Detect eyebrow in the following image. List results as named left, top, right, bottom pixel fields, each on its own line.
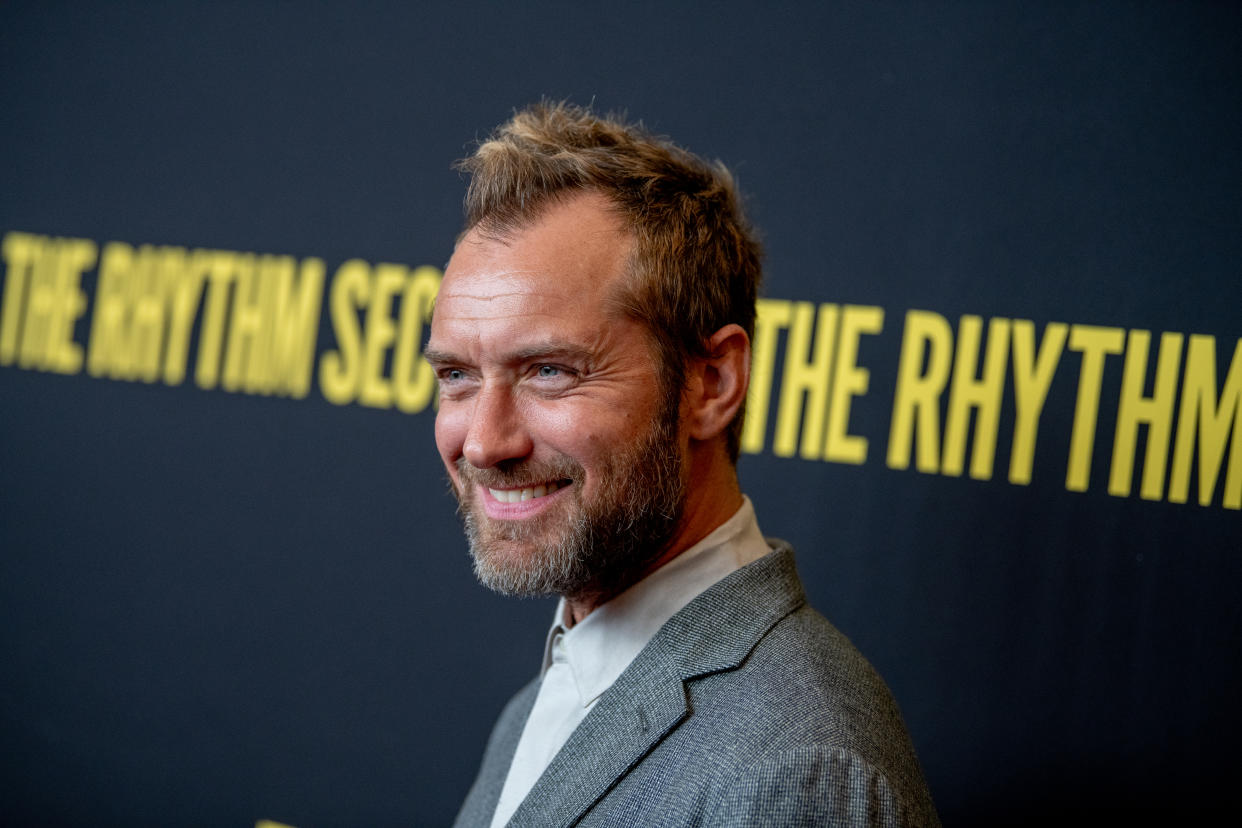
left=422, top=341, right=595, bottom=368
left=509, top=342, right=595, bottom=364
left=421, top=348, right=457, bottom=368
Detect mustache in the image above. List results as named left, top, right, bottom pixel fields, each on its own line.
left=455, top=456, right=584, bottom=490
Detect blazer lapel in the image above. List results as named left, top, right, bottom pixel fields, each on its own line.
left=505, top=544, right=805, bottom=827
left=507, top=655, right=688, bottom=826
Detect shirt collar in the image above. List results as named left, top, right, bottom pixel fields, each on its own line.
left=538, top=495, right=771, bottom=707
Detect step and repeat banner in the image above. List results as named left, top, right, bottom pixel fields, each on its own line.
left=2, top=3, right=1238, bottom=826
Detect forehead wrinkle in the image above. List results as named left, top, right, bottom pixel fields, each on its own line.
left=438, top=311, right=579, bottom=325
left=435, top=284, right=579, bottom=332
left=441, top=288, right=570, bottom=303
left=438, top=279, right=575, bottom=311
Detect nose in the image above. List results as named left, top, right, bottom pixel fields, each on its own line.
left=462, top=382, right=534, bottom=469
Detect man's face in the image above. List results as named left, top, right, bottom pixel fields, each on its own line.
left=426, top=193, right=686, bottom=599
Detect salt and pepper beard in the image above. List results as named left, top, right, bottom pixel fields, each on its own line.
left=452, top=395, right=685, bottom=602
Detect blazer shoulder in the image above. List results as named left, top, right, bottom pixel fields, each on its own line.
left=706, top=743, right=943, bottom=828
left=681, top=604, right=939, bottom=823
left=582, top=597, right=941, bottom=827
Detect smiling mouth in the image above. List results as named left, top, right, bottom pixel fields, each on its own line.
left=487, top=480, right=570, bottom=503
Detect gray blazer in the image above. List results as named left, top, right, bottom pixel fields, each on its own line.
left=454, top=544, right=940, bottom=827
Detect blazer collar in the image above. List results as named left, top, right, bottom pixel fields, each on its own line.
left=507, top=542, right=804, bottom=826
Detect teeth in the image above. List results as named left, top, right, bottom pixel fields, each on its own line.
left=489, top=481, right=562, bottom=503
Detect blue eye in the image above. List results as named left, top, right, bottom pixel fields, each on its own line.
left=445, top=369, right=465, bottom=381
left=537, top=365, right=561, bottom=378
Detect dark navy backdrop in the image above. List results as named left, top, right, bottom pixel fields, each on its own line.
left=2, top=2, right=1238, bottom=826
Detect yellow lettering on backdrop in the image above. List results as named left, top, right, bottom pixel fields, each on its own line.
left=196, top=251, right=240, bottom=389
left=0, top=231, right=38, bottom=365
left=773, top=302, right=838, bottom=458
left=88, top=243, right=321, bottom=391
left=221, top=254, right=268, bottom=392
left=163, top=249, right=210, bottom=385
left=1064, top=325, right=1126, bottom=492
left=823, top=305, right=883, bottom=464
left=1108, top=330, right=1183, bottom=499
left=88, top=243, right=212, bottom=385
left=1008, top=320, right=1068, bottom=485
left=8, top=234, right=1240, bottom=512
left=268, top=256, right=325, bottom=398
left=219, top=254, right=324, bottom=397
left=126, top=245, right=171, bottom=381
left=87, top=241, right=132, bottom=378
left=319, top=259, right=370, bottom=404
left=392, top=265, right=441, bottom=413
left=0, top=232, right=92, bottom=373
left=359, top=263, right=407, bottom=408
left=318, top=260, right=443, bottom=410
left=942, top=316, right=1010, bottom=480
left=1168, top=335, right=1242, bottom=509
left=741, top=298, right=791, bottom=454
left=887, top=310, right=953, bottom=473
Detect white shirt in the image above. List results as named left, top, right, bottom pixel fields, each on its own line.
left=489, top=496, right=771, bottom=827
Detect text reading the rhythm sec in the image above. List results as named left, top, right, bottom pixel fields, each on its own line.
left=2, top=231, right=1239, bottom=510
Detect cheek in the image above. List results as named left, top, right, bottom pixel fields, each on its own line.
left=529, top=403, right=644, bottom=480
left=434, top=408, right=467, bottom=469
left=526, top=403, right=596, bottom=457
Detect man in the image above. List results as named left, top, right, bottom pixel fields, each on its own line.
left=426, top=102, right=939, bottom=827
